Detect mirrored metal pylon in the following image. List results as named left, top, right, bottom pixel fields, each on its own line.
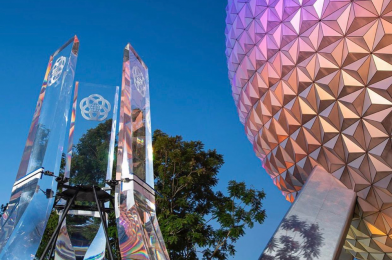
left=0, top=38, right=170, bottom=260
left=0, top=36, right=79, bottom=259
left=114, top=43, right=170, bottom=260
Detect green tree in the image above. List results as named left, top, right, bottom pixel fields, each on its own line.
left=36, top=121, right=267, bottom=260
left=70, top=119, right=114, bottom=186
left=153, top=130, right=267, bottom=260
left=35, top=120, right=120, bottom=259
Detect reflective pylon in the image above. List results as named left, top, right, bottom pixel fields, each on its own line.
left=115, top=44, right=170, bottom=260
left=0, top=36, right=79, bottom=259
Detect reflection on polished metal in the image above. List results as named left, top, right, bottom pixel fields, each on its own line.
left=260, top=166, right=356, bottom=260
left=0, top=36, right=79, bottom=260
left=114, top=44, right=170, bottom=260
left=40, top=184, right=115, bottom=260
left=225, top=0, right=392, bottom=258
left=0, top=38, right=169, bottom=259
left=55, top=82, right=119, bottom=260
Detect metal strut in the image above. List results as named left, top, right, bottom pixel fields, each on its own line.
left=39, top=184, right=116, bottom=260
left=39, top=191, right=78, bottom=260
left=93, top=186, right=114, bottom=260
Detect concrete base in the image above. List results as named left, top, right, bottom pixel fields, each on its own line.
left=259, top=166, right=356, bottom=260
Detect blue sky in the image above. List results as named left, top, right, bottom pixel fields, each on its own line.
left=0, top=1, right=290, bottom=259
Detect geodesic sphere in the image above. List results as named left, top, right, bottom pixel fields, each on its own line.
left=225, top=0, right=392, bottom=258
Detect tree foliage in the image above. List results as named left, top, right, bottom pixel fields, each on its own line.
left=35, top=120, right=120, bottom=259
left=34, top=121, right=267, bottom=260
left=153, top=130, right=267, bottom=260
left=70, top=119, right=114, bottom=186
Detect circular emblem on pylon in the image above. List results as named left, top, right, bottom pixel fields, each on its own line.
left=79, top=94, right=111, bottom=121
left=132, top=66, right=146, bottom=97
left=48, top=56, right=66, bottom=86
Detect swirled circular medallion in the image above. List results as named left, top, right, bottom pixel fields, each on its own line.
left=79, top=94, right=111, bottom=121
left=132, top=66, right=146, bottom=97
left=48, top=56, right=66, bottom=86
